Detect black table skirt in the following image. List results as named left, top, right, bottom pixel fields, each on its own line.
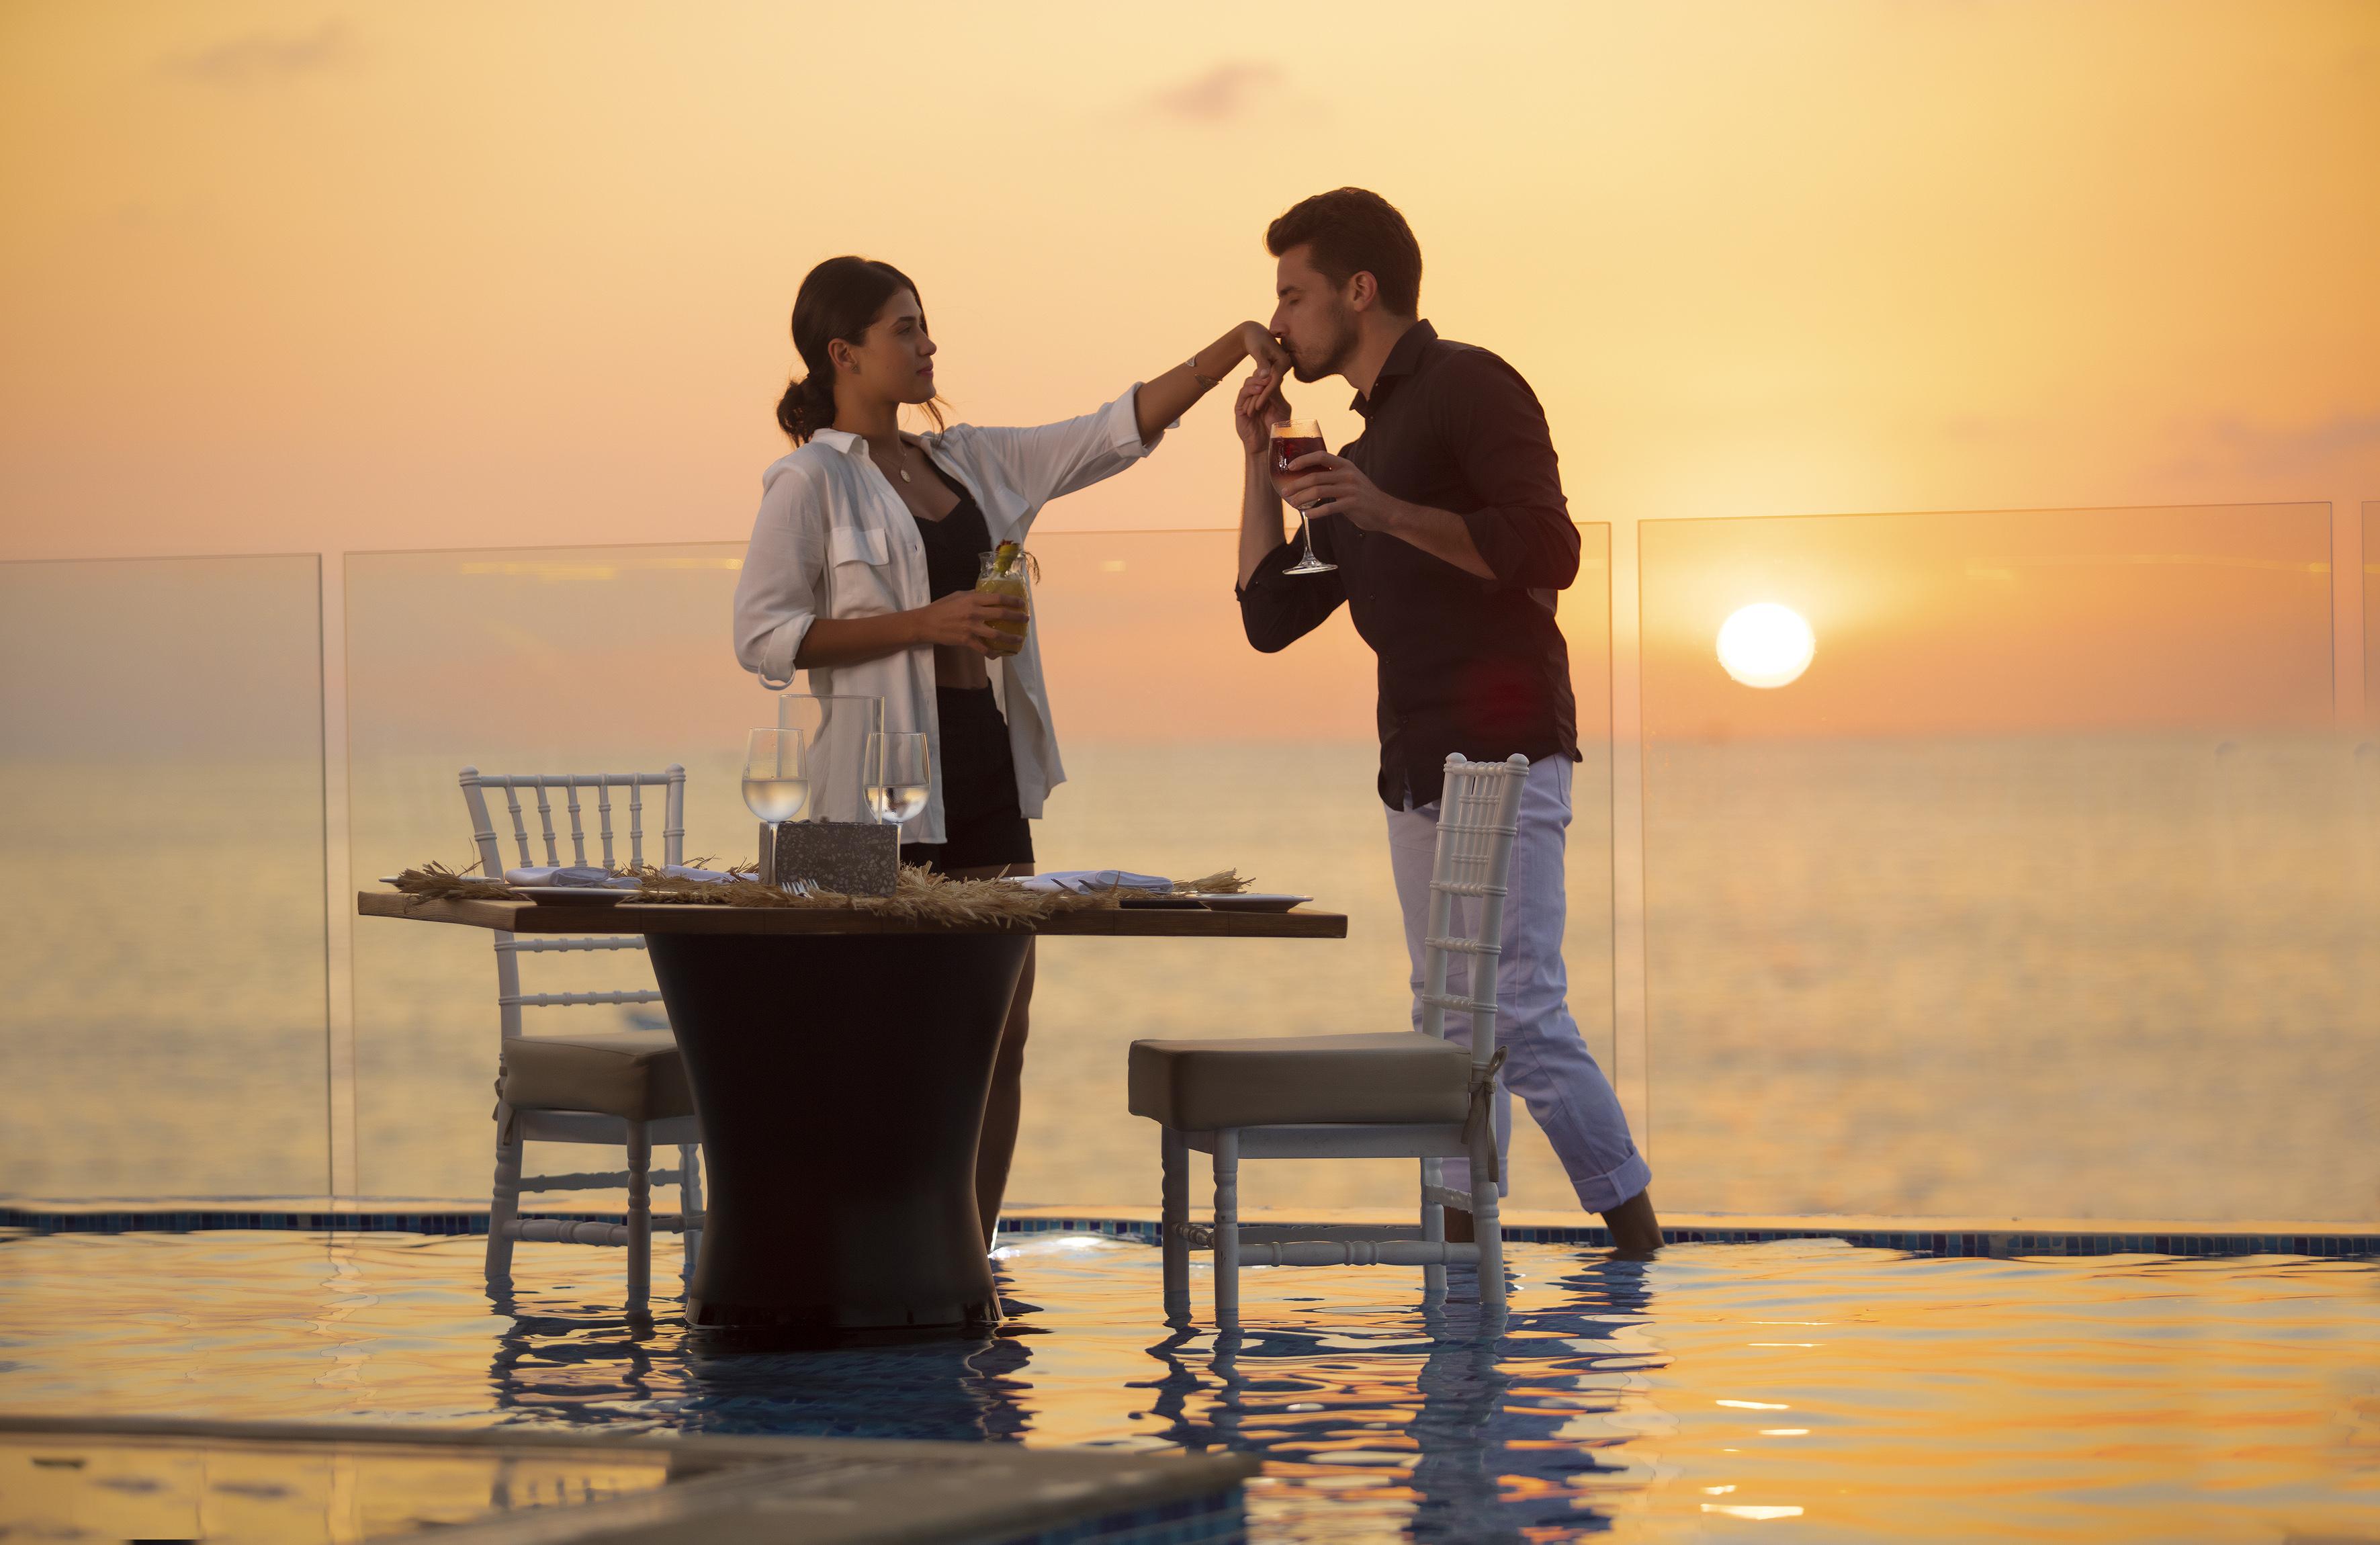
left=646, top=931, right=1031, bottom=1345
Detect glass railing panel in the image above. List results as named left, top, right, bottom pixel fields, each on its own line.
left=1638, top=502, right=2375, bottom=1222
left=1021, top=526, right=1615, bottom=1212
left=343, top=545, right=766, bottom=1201
left=0, top=556, right=327, bottom=1201
left=343, top=530, right=1616, bottom=1217
left=1566, top=526, right=1618, bottom=1082
left=2367, top=501, right=2378, bottom=721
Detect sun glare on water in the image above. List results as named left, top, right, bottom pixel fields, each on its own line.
left=1716, top=603, right=1816, bottom=688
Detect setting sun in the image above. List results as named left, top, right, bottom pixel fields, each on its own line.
left=1716, top=603, right=1816, bottom=689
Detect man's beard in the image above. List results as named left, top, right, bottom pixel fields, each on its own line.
left=1290, top=312, right=1360, bottom=383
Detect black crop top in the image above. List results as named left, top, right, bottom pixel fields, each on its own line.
left=912, top=460, right=994, bottom=601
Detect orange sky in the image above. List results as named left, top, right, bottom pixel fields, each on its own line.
left=1, top=1, right=2373, bottom=566
left=2, top=2, right=2375, bottom=742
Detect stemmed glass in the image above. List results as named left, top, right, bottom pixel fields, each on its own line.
left=742, top=728, right=809, bottom=886
left=1268, top=418, right=1337, bottom=576
left=866, top=732, right=930, bottom=851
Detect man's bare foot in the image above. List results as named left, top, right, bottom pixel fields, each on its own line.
left=1603, top=1188, right=1661, bottom=1254
left=1446, top=1192, right=1659, bottom=1252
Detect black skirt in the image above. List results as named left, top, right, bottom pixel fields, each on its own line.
left=901, top=687, right=1034, bottom=874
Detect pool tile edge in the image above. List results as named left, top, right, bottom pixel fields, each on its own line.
left=4, top=1204, right=2372, bottom=1257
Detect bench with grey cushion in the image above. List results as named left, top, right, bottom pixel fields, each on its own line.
left=500, top=1030, right=692, bottom=1127
left=1129, top=754, right=1531, bottom=1323
left=1129, top=1033, right=1472, bottom=1132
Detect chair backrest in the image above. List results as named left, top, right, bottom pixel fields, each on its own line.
left=460, top=766, right=686, bottom=875
left=459, top=766, right=685, bottom=1041
left=1417, top=754, right=1532, bottom=1065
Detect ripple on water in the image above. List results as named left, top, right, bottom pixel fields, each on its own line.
left=1, top=1229, right=2375, bottom=1542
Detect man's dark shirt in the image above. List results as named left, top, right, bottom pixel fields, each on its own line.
left=1239, top=320, right=1580, bottom=809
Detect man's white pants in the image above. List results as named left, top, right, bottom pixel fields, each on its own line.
left=1386, top=754, right=1651, bottom=1212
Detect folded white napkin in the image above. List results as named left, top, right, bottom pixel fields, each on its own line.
left=504, top=866, right=641, bottom=889
left=1014, top=869, right=1172, bottom=895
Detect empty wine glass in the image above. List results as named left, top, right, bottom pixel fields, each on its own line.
left=1268, top=418, right=1337, bottom=576
left=742, top=727, right=808, bottom=886
left=866, top=732, right=930, bottom=850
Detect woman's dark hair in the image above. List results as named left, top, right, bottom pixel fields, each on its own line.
left=1265, top=187, right=1423, bottom=317
left=774, top=256, right=942, bottom=442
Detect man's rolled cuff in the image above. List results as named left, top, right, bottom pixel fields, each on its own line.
left=1457, top=506, right=1580, bottom=590
left=1234, top=538, right=1308, bottom=596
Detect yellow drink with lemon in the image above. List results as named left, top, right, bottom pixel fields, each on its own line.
left=975, top=543, right=1032, bottom=658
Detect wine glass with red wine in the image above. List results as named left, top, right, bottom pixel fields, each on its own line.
left=1268, top=418, right=1338, bottom=576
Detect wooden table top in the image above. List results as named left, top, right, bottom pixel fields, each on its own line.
left=357, top=890, right=1348, bottom=939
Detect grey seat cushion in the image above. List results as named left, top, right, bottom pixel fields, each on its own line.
left=1129, top=1032, right=1472, bottom=1131
left=500, top=1030, right=693, bottom=1122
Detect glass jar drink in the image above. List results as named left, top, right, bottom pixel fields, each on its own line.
left=975, top=543, right=1034, bottom=658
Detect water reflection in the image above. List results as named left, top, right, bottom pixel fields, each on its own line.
left=1139, top=1257, right=1664, bottom=1540
left=484, top=1295, right=668, bottom=1425
left=9, top=1234, right=2378, bottom=1540
left=483, top=1289, right=1034, bottom=1443
left=678, top=1335, right=1033, bottom=1441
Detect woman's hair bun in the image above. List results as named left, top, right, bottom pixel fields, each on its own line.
left=775, top=372, right=837, bottom=441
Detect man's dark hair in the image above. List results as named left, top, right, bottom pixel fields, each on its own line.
left=1266, top=188, right=1421, bottom=316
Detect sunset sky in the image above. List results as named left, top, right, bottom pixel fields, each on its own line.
left=3, top=1, right=2377, bottom=742
left=3, top=1, right=2373, bottom=560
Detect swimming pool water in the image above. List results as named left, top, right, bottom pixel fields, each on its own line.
left=2, top=1229, right=2373, bottom=1542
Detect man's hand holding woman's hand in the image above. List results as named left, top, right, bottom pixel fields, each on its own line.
left=913, top=589, right=1026, bottom=656
left=1234, top=364, right=1288, bottom=455
left=1231, top=324, right=1292, bottom=456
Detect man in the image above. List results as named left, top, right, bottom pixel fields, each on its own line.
left=1232, top=187, right=1659, bottom=1252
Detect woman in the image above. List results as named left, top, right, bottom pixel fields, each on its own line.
left=734, top=255, right=1286, bottom=1246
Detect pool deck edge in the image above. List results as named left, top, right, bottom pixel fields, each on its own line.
left=5, top=1200, right=2373, bottom=1257
left=0, top=1413, right=1257, bottom=1545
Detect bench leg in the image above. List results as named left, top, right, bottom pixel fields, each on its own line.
left=1470, top=1122, right=1505, bottom=1314
left=1419, top=1155, right=1447, bottom=1298
left=486, top=1106, right=521, bottom=1287
left=1213, top=1130, right=1241, bottom=1325
left=1161, top=1127, right=1189, bottom=1314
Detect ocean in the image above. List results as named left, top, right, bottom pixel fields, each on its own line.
left=5, top=531, right=2372, bottom=1226
left=5, top=732, right=2373, bottom=1224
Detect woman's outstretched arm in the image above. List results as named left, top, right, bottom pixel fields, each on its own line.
left=954, top=324, right=1293, bottom=513
left=1134, top=322, right=1290, bottom=447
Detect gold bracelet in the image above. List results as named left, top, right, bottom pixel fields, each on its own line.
left=1185, top=353, right=1223, bottom=392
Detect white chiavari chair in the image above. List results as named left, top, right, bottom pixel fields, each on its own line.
left=459, top=764, right=701, bottom=1315
left=1129, top=754, right=1530, bottom=1324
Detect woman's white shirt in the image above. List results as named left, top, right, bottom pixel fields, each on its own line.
left=732, top=386, right=1155, bottom=846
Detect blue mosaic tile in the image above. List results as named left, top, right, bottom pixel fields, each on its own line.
left=4, top=1208, right=2371, bottom=1257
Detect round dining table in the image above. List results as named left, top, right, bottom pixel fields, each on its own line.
left=359, top=891, right=1346, bottom=1345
